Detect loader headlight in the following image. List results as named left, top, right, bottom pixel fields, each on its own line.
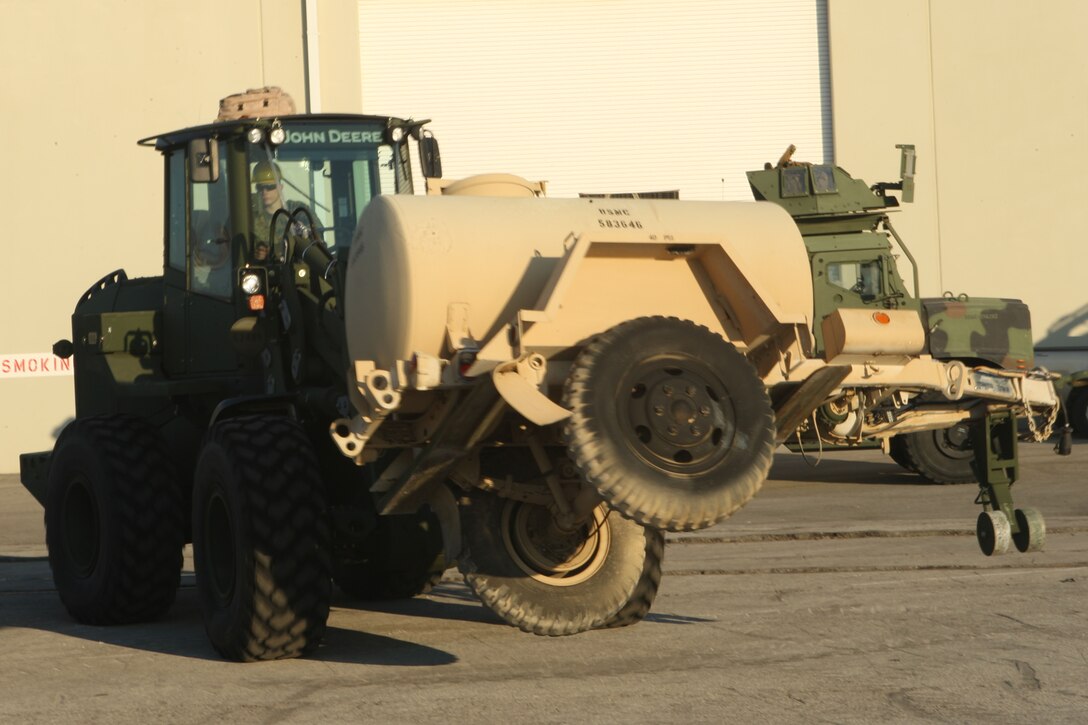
left=246, top=127, right=265, bottom=144
left=269, top=125, right=287, bottom=145
left=241, top=273, right=262, bottom=295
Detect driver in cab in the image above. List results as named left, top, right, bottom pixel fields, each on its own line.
left=251, top=160, right=312, bottom=261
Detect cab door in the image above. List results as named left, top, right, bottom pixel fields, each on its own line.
left=162, top=140, right=240, bottom=377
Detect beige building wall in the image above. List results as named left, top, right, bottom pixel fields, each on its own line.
left=4, top=1, right=1082, bottom=472
left=829, top=0, right=1088, bottom=359
left=0, top=0, right=362, bottom=472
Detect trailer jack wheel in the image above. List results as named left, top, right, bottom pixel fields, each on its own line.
left=1012, top=507, right=1046, bottom=553
left=976, top=510, right=1011, bottom=556
left=970, top=408, right=1047, bottom=556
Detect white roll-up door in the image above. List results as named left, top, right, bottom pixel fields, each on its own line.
left=359, top=0, right=831, bottom=201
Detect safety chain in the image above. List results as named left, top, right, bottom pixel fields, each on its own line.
left=1023, top=397, right=1059, bottom=442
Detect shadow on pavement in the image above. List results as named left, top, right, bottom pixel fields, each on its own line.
left=316, top=626, right=457, bottom=666
left=340, top=578, right=711, bottom=629
left=769, top=453, right=925, bottom=486
left=336, top=579, right=506, bottom=627
left=2, top=585, right=458, bottom=666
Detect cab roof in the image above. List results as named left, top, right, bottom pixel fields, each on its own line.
left=137, top=113, right=416, bottom=151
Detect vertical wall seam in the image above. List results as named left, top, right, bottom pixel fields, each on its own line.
left=927, top=0, right=944, bottom=292
left=258, top=0, right=267, bottom=87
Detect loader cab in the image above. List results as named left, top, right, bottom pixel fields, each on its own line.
left=145, top=115, right=439, bottom=378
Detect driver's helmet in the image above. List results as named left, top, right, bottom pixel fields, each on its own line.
left=252, top=160, right=281, bottom=187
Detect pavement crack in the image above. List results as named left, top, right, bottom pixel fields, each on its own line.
left=1005, top=659, right=1042, bottom=691
left=669, top=525, right=1088, bottom=545
left=666, top=562, right=1088, bottom=576
left=995, top=612, right=1043, bottom=630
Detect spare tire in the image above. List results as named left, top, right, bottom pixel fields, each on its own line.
left=564, top=316, right=776, bottom=532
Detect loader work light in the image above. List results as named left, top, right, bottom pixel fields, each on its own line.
left=269, top=125, right=287, bottom=145
left=241, top=273, right=262, bottom=295
left=246, top=127, right=264, bottom=144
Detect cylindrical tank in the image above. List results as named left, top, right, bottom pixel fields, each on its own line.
left=345, top=194, right=811, bottom=372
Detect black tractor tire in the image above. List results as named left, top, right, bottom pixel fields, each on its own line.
left=564, top=316, right=776, bottom=532
left=45, top=415, right=184, bottom=625
left=898, top=424, right=977, bottom=484
left=192, top=415, right=331, bottom=662
left=458, top=492, right=662, bottom=636
left=1067, top=387, right=1088, bottom=438
left=333, top=511, right=447, bottom=601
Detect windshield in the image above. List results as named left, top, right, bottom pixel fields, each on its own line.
left=247, top=122, right=395, bottom=252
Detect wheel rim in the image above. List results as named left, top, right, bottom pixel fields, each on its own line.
left=934, top=424, right=973, bottom=460
left=622, top=358, right=735, bottom=474
left=205, top=489, right=236, bottom=605
left=501, top=502, right=611, bottom=587
left=62, top=475, right=99, bottom=577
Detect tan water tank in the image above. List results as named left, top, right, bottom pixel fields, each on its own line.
left=344, top=194, right=812, bottom=371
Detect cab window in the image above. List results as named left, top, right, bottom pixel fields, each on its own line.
left=167, top=151, right=186, bottom=271
left=247, top=124, right=392, bottom=255
left=188, top=141, right=232, bottom=297
left=248, top=150, right=385, bottom=253
left=827, top=260, right=883, bottom=301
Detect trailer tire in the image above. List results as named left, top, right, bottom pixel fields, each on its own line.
left=899, top=425, right=977, bottom=484
left=597, top=526, right=665, bottom=629
left=192, top=415, right=331, bottom=661
left=45, top=415, right=184, bottom=625
left=458, top=492, right=660, bottom=635
left=888, top=435, right=917, bottom=472
left=333, top=511, right=446, bottom=600
left=1067, top=387, right=1088, bottom=438
left=565, top=316, right=776, bottom=532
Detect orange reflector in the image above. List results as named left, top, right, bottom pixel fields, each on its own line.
left=248, top=295, right=266, bottom=311
left=872, top=311, right=891, bottom=325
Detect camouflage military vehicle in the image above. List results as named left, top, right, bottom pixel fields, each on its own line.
left=748, top=145, right=1051, bottom=483
left=20, top=92, right=1058, bottom=662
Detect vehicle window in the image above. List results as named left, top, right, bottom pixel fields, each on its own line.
left=167, top=151, right=186, bottom=271
left=189, top=141, right=232, bottom=297
left=249, top=149, right=385, bottom=254
left=827, top=260, right=883, bottom=301
left=377, top=146, right=396, bottom=198
left=248, top=123, right=391, bottom=255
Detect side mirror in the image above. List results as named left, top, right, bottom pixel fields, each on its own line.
left=896, top=144, right=915, bottom=203
left=188, top=138, right=219, bottom=183
left=418, top=132, right=442, bottom=179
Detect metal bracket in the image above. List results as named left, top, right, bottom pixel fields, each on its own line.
left=492, top=353, right=572, bottom=426
left=972, top=407, right=1020, bottom=534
